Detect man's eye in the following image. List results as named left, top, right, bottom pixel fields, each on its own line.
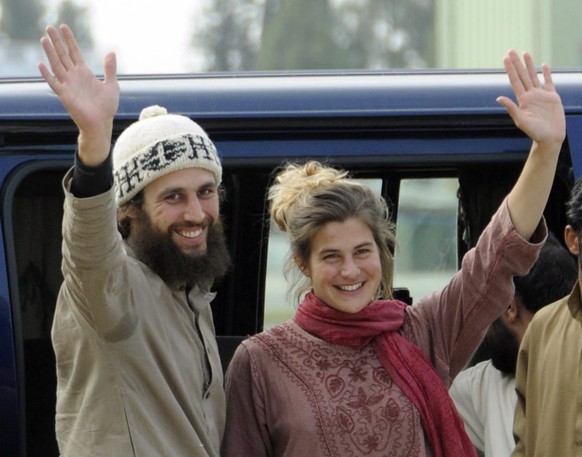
left=199, top=188, right=214, bottom=197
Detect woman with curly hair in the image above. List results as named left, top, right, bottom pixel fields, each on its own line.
left=221, top=49, right=565, bottom=457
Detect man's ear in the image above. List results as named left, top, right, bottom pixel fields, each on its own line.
left=504, top=299, right=519, bottom=324
left=122, top=203, right=140, bottom=220
left=564, top=225, right=580, bottom=256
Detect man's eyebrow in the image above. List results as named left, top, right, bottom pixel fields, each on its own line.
left=199, top=180, right=218, bottom=189
left=161, top=180, right=217, bottom=195
left=159, top=185, right=186, bottom=195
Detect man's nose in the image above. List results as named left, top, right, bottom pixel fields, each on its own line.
left=184, top=195, right=205, bottom=222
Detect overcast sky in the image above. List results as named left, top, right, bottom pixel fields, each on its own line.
left=58, top=0, right=205, bottom=74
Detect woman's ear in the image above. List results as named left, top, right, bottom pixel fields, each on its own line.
left=564, top=225, right=580, bottom=256
left=294, top=257, right=310, bottom=277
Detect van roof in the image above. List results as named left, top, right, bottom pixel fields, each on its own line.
left=0, top=70, right=581, bottom=121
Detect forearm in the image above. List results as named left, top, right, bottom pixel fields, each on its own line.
left=61, top=171, right=128, bottom=334
left=408, top=199, right=546, bottom=381
left=506, top=140, right=561, bottom=240
left=62, top=168, right=122, bottom=269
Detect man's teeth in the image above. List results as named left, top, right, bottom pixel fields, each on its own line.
left=338, top=283, right=362, bottom=291
left=179, top=228, right=203, bottom=238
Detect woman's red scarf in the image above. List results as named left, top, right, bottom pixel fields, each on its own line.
left=294, top=292, right=476, bottom=457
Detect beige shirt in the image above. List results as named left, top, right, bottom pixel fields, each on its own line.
left=53, top=172, right=225, bottom=457
left=512, top=283, right=581, bottom=457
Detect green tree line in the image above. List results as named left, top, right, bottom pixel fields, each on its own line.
left=195, top=0, right=434, bottom=71
left=0, top=0, right=92, bottom=44
left=0, top=0, right=433, bottom=73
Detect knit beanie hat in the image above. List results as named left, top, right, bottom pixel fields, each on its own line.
left=113, top=105, right=222, bottom=206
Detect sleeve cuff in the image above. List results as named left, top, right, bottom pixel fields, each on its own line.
left=71, top=151, right=114, bottom=198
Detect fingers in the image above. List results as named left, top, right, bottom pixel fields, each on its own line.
left=60, top=24, right=85, bottom=67
left=523, top=52, right=541, bottom=89
left=39, top=43, right=67, bottom=98
left=504, top=49, right=545, bottom=97
left=496, top=95, right=520, bottom=124
left=40, top=24, right=84, bottom=81
left=500, top=50, right=564, bottom=147
left=103, top=52, right=118, bottom=85
left=541, top=63, right=556, bottom=93
left=38, top=62, right=60, bottom=92
left=511, top=50, right=534, bottom=91
left=46, top=25, right=74, bottom=72
left=503, top=51, right=525, bottom=98
left=40, top=33, right=63, bottom=80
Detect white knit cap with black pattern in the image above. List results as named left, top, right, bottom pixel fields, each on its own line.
left=113, top=105, right=222, bottom=206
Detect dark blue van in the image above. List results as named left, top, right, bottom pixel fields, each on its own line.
left=1, top=70, right=582, bottom=456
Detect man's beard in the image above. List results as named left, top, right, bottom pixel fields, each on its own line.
left=485, top=318, right=520, bottom=376
left=130, top=211, right=231, bottom=288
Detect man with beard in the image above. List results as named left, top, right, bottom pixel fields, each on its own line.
left=511, top=178, right=582, bottom=456
left=449, top=232, right=577, bottom=457
left=39, top=25, right=230, bottom=456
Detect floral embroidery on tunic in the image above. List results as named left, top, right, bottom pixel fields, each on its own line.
left=256, top=321, right=424, bottom=456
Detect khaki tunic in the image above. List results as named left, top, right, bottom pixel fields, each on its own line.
left=513, top=283, right=582, bottom=457
left=53, top=171, right=225, bottom=457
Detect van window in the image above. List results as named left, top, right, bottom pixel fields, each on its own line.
left=10, top=168, right=65, bottom=457
left=264, top=227, right=293, bottom=329
left=393, top=178, right=459, bottom=304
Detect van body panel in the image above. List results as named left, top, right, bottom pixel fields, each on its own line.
left=0, top=71, right=579, bottom=456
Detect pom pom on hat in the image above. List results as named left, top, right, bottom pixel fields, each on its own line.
left=113, top=105, right=222, bottom=206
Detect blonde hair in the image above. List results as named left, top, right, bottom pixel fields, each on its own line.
left=268, top=161, right=396, bottom=303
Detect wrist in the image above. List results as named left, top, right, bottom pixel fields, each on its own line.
left=77, top=125, right=113, bottom=167
left=530, top=139, right=563, bottom=158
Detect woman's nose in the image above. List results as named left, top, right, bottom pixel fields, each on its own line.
left=340, top=257, right=359, bottom=278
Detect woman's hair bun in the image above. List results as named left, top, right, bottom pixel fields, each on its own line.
left=268, top=161, right=347, bottom=232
